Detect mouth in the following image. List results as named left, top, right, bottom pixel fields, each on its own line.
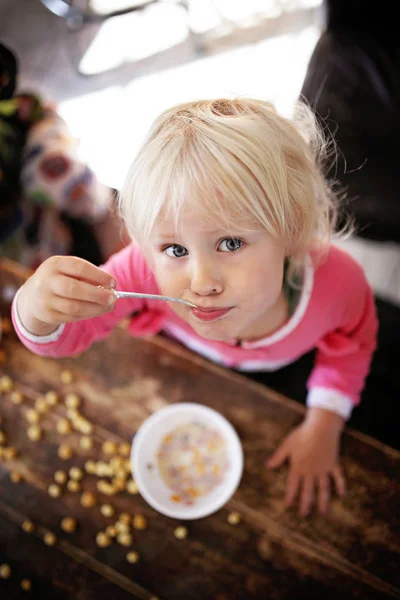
left=191, top=306, right=233, bottom=322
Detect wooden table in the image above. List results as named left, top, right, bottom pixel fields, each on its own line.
left=0, top=258, right=399, bottom=600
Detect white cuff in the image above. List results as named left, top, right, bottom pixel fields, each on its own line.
left=13, top=287, right=66, bottom=344
left=307, top=387, right=354, bottom=420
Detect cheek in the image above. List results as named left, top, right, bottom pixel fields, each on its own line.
left=153, top=263, right=185, bottom=296
left=236, top=258, right=283, bottom=303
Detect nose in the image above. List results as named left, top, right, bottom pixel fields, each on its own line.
left=189, top=257, right=223, bottom=297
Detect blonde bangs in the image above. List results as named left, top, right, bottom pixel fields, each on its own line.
left=120, top=118, right=279, bottom=241
left=119, top=98, right=342, bottom=262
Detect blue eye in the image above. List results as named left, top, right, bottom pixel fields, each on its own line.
left=218, top=238, right=243, bottom=252
left=164, top=244, right=188, bottom=258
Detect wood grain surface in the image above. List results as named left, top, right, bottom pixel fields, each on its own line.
left=0, top=258, right=399, bottom=600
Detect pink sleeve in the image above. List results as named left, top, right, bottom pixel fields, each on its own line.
left=307, top=260, right=378, bottom=411
left=11, top=244, right=158, bottom=358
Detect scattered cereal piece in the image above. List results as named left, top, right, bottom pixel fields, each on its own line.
left=45, top=391, right=58, bottom=406
left=95, top=461, right=110, bottom=476
left=10, top=391, right=23, bottom=405
left=132, top=514, right=147, bottom=531
left=0, top=563, right=11, bottom=578
left=54, top=470, right=67, bottom=485
left=69, top=467, right=83, bottom=481
left=126, top=551, right=139, bottom=564
left=0, top=375, right=13, bottom=393
left=57, top=419, right=72, bottom=435
left=100, top=461, right=114, bottom=477
left=102, top=440, right=117, bottom=455
left=22, top=520, right=35, bottom=533
left=80, top=436, right=93, bottom=450
left=21, top=579, right=32, bottom=591
left=114, top=467, right=127, bottom=480
left=43, top=532, right=57, bottom=546
left=60, top=370, right=73, bottom=384
left=118, top=513, right=131, bottom=525
left=96, top=462, right=113, bottom=478
left=123, top=459, right=132, bottom=473
left=115, top=521, right=129, bottom=534
left=77, top=420, right=93, bottom=435
left=227, top=512, right=241, bottom=526
left=96, top=532, right=111, bottom=548
left=0, top=431, right=6, bottom=445
left=174, top=526, right=188, bottom=540
left=110, top=456, right=124, bottom=471
left=58, top=444, right=73, bottom=460
left=4, top=446, right=17, bottom=459
left=67, top=408, right=80, bottom=421
left=81, top=491, right=96, bottom=508
left=1, top=318, right=12, bottom=333
left=85, top=460, right=97, bottom=474
left=65, top=392, right=80, bottom=409
left=27, top=425, right=42, bottom=442
left=126, top=480, right=139, bottom=495
left=100, top=504, right=115, bottom=518
left=105, top=525, right=117, bottom=538
left=48, top=484, right=62, bottom=498
left=61, top=517, right=76, bottom=533
left=117, top=532, right=132, bottom=547
left=149, top=597, right=159, bottom=600
left=97, top=480, right=116, bottom=496
left=67, top=480, right=81, bottom=493
left=112, top=477, right=126, bottom=492
left=72, top=417, right=93, bottom=435
left=10, top=471, right=22, bottom=484
left=118, top=442, right=131, bottom=457
left=35, top=398, right=48, bottom=413
left=26, top=409, right=40, bottom=424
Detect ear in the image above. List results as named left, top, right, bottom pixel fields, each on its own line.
left=284, top=240, right=302, bottom=262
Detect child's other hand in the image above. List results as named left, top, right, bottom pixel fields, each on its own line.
left=17, top=256, right=117, bottom=337
left=266, top=407, right=346, bottom=516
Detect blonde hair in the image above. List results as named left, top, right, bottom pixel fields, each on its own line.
left=118, top=98, right=341, bottom=269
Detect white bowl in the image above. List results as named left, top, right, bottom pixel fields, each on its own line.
left=131, top=403, right=243, bottom=520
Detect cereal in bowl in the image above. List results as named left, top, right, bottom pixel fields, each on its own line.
left=157, top=422, right=229, bottom=505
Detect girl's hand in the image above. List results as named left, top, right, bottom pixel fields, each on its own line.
left=17, top=256, right=117, bottom=337
left=266, top=407, right=346, bottom=516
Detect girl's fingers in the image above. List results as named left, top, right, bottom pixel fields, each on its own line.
left=46, top=307, right=110, bottom=325
left=52, top=256, right=116, bottom=288
left=299, top=476, right=315, bottom=517
left=266, top=439, right=290, bottom=469
left=285, top=469, right=301, bottom=507
left=317, top=474, right=330, bottom=514
left=51, top=275, right=115, bottom=307
left=51, top=296, right=113, bottom=318
left=332, top=465, right=346, bottom=497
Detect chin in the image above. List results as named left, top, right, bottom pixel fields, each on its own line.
left=196, top=330, right=231, bottom=342
left=189, top=320, right=238, bottom=342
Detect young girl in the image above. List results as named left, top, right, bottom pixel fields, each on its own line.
left=12, top=98, right=378, bottom=517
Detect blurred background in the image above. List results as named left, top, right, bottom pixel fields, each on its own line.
left=1, top=0, right=399, bottom=445
left=1, top=0, right=323, bottom=265
left=4, top=0, right=322, bottom=191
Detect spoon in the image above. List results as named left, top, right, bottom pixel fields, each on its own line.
left=113, top=289, right=197, bottom=308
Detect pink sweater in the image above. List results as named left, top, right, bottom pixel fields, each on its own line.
left=12, top=244, right=378, bottom=419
